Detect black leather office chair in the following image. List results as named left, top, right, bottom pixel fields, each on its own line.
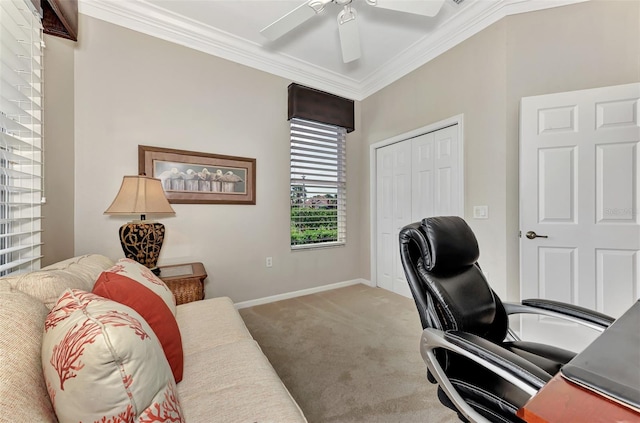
left=399, top=216, right=615, bottom=423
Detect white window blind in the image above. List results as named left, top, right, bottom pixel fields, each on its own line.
left=0, top=0, right=43, bottom=275
left=290, top=118, right=346, bottom=248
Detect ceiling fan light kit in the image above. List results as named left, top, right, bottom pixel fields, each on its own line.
left=260, top=0, right=446, bottom=63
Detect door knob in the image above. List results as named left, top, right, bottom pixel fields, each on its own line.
left=526, top=231, right=548, bottom=240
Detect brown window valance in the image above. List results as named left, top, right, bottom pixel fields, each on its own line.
left=41, top=0, right=78, bottom=41
left=287, top=83, right=355, bottom=133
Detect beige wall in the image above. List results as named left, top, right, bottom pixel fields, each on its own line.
left=361, top=0, right=640, bottom=300
left=71, top=15, right=366, bottom=302
left=42, top=35, right=76, bottom=266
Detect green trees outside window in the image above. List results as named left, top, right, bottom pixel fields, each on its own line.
left=291, top=192, right=338, bottom=245
left=291, top=209, right=338, bottom=245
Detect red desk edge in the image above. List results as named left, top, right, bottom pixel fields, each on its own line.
left=517, top=373, right=640, bottom=423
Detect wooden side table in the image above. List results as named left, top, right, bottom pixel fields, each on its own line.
left=158, top=262, right=207, bottom=305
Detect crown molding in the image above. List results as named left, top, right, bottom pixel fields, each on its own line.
left=359, top=0, right=588, bottom=98
left=79, top=0, right=587, bottom=101
left=78, top=0, right=364, bottom=99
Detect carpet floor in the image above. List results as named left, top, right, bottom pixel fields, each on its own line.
left=239, top=284, right=460, bottom=423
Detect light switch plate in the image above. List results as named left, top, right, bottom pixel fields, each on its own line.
left=473, top=205, right=489, bottom=219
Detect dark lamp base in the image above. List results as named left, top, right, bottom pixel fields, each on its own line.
left=118, top=222, right=166, bottom=270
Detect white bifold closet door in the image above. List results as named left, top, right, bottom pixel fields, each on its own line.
left=376, top=125, right=460, bottom=298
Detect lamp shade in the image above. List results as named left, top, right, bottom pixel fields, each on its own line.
left=104, top=175, right=175, bottom=217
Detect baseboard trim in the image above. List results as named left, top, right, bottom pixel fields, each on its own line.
left=234, top=278, right=372, bottom=309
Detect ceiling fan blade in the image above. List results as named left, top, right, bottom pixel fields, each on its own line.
left=369, top=0, right=446, bottom=17
left=337, top=7, right=361, bottom=63
left=260, top=0, right=331, bottom=41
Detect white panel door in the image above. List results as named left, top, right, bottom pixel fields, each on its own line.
left=376, top=141, right=412, bottom=297
left=376, top=147, right=395, bottom=293
left=393, top=143, right=414, bottom=298
left=412, top=125, right=460, bottom=218
left=520, top=83, right=640, bottom=352
left=412, top=133, right=435, bottom=220
left=433, top=125, right=460, bottom=216
left=377, top=124, right=461, bottom=298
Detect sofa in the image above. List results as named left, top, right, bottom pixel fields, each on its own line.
left=0, top=254, right=307, bottom=423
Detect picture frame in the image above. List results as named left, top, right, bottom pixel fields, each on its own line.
left=138, top=145, right=256, bottom=205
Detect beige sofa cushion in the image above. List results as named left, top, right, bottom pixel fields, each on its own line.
left=42, top=289, right=184, bottom=423
left=178, top=339, right=307, bottom=423
left=41, top=254, right=114, bottom=275
left=0, top=290, right=56, bottom=422
left=0, top=254, right=114, bottom=309
left=176, top=297, right=252, bottom=356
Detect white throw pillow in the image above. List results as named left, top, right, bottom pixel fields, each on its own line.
left=42, top=289, right=184, bottom=423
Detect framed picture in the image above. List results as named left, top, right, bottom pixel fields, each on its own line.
left=138, top=145, right=256, bottom=205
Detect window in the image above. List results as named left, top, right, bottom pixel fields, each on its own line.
left=0, top=0, right=44, bottom=275
left=290, top=118, right=346, bottom=248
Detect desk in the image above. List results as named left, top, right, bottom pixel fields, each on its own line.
left=517, top=373, right=640, bottom=423
left=518, top=300, right=640, bottom=423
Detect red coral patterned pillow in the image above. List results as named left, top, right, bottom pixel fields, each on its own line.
left=93, top=271, right=184, bottom=382
left=42, top=289, right=184, bottom=423
left=104, top=258, right=177, bottom=315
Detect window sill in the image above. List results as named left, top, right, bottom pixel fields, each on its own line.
left=291, top=241, right=345, bottom=251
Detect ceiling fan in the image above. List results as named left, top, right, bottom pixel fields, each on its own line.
left=260, top=0, right=446, bottom=63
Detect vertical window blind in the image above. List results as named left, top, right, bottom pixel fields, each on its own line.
left=290, top=118, right=346, bottom=248
left=0, top=0, right=44, bottom=275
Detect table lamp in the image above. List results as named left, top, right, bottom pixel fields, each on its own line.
left=104, top=175, right=175, bottom=275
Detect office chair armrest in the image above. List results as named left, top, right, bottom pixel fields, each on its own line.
left=522, top=299, right=614, bottom=327
left=444, top=331, right=551, bottom=390
left=421, top=329, right=550, bottom=395
left=421, top=328, right=551, bottom=423
left=503, top=300, right=613, bottom=331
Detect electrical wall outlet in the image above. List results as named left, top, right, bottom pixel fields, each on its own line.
left=266, top=257, right=273, bottom=268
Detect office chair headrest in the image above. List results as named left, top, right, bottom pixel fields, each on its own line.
left=420, top=216, right=479, bottom=272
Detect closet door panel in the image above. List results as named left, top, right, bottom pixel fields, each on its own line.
left=376, top=124, right=461, bottom=298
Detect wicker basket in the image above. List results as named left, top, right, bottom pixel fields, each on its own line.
left=165, top=278, right=204, bottom=305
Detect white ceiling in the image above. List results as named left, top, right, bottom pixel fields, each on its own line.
left=78, top=0, right=586, bottom=100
